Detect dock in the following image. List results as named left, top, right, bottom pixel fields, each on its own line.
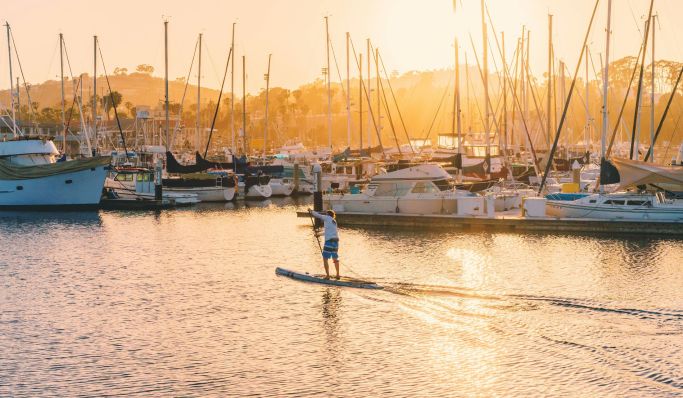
left=296, top=211, right=683, bottom=236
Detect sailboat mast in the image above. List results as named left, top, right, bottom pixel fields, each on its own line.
left=231, top=23, right=236, bottom=153
left=242, top=55, right=246, bottom=154
left=367, top=38, right=372, bottom=149
left=346, top=32, right=351, bottom=148
left=547, top=14, right=553, bottom=146
left=325, top=17, right=332, bottom=150
left=196, top=33, right=202, bottom=153
left=263, top=54, right=271, bottom=157
left=455, top=38, right=463, bottom=182
left=60, top=33, right=66, bottom=153
left=585, top=46, right=590, bottom=154
left=502, top=32, right=507, bottom=154
left=650, top=14, right=656, bottom=162
left=6, top=23, right=17, bottom=136
left=375, top=47, right=380, bottom=149
left=600, top=0, right=612, bottom=192
left=359, top=53, right=363, bottom=155
left=93, top=35, right=98, bottom=150
left=481, top=0, right=490, bottom=176
left=164, top=21, right=170, bottom=150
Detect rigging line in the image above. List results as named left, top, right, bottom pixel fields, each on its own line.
left=467, top=34, right=505, bottom=148
left=348, top=37, right=386, bottom=158
left=97, top=43, right=129, bottom=161
left=644, top=64, right=683, bottom=161
left=377, top=51, right=415, bottom=153
left=202, top=36, right=224, bottom=86
left=368, top=43, right=403, bottom=152
left=661, top=112, right=682, bottom=162
left=538, top=0, right=601, bottom=194
left=204, top=47, right=233, bottom=158
left=484, top=4, right=541, bottom=172
left=379, top=84, right=402, bottom=153
left=62, top=37, right=75, bottom=79
left=171, top=37, right=199, bottom=148
left=9, top=28, right=37, bottom=124
left=417, top=80, right=451, bottom=155
left=630, top=0, right=655, bottom=159
left=329, top=37, right=347, bottom=100
left=464, top=53, right=485, bottom=134
left=64, top=76, right=82, bottom=137
left=375, top=56, right=403, bottom=154
left=606, top=38, right=645, bottom=158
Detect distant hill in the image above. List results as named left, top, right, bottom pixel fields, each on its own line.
left=0, top=72, right=221, bottom=109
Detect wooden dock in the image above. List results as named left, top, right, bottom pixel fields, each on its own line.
left=296, top=211, right=683, bottom=235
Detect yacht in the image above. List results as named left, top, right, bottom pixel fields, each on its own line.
left=0, top=138, right=110, bottom=208
left=546, top=191, right=683, bottom=221
left=163, top=173, right=236, bottom=202
left=105, top=167, right=200, bottom=205
left=325, top=163, right=481, bottom=215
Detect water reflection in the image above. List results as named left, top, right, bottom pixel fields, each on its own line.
left=0, top=202, right=681, bottom=397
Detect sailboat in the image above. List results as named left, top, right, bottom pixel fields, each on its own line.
left=0, top=25, right=110, bottom=208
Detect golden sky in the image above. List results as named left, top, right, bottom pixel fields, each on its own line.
left=2, top=0, right=683, bottom=95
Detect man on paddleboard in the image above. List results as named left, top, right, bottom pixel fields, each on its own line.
left=309, top=209, right=340, bottom=279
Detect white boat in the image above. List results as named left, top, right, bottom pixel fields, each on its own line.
left=269, top=177, right=294, bottom=196
left=546, top=192, right=683, bottom=221
left=0, top=138, right=110, bottom=208
left=326, top=163, right=480, bottom=215
left=237, top=174, right=272, bottom=200
left=163, top=174, right=235, bottom=202
left=105, top=168, right=200, bottom=205
left=484, top=182, right=537, bottom=212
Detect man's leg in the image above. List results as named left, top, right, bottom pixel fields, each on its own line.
left=333, top=259, right=340, bottom=279
left=323, top=257, right=330, bottom=278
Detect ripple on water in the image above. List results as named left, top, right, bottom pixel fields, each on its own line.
left=0, top=201, right=681, bottom=397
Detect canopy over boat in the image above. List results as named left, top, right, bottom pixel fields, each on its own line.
left=611, top=157, right=683, bottom=190
left=0, top=156, right=110, bottom=180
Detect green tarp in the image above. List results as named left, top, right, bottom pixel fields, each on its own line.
left=0, top=156, right=111, bottom=180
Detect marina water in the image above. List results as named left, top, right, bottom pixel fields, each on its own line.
left=1, top=199, right=682, bottom=397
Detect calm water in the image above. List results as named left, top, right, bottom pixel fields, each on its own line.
left=1, top=198, right=682, bottom=397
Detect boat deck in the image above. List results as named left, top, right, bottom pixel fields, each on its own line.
left=296, top=210, right=683, bottom=235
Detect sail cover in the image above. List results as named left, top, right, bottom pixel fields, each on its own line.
left=0, top=156, right=110, bottom=180
left=611, top=157, right=683, bottom=190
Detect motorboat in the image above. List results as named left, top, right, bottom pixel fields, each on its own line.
left=546, top=191, right=683, bottom=221
left=106, top=167, right=199, bottom=205
left=0, top=138, right=110, bottom=208
left=163, top=173, right=236, bottom=202
left=325, top=163, right=482, bottom=215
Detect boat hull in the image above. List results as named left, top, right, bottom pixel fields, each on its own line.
left=164, top=186, right=235, bottom=202
left=0, top=165, right=108, bottom=207
left=546, top=201, right=683, bottom=221
left=270, top=179, right=294, bottom=196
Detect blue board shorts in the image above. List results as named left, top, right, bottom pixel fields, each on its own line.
left=322, top=239, right=339, bottom=260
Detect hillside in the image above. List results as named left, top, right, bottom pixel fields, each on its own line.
left=0, top=72, right=221, bottom=109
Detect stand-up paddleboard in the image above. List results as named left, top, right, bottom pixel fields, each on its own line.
left=275, top=267, right=383, bottom=290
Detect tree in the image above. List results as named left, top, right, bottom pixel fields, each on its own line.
left=113, top=67, right=128, bottom=76
left=135, top=64, right=155, bottom=74
left=101, top=91, right=123, bottom=118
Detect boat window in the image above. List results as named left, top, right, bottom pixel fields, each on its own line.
left=412, top=182, right=427, bottom=193
left=373, top=183, right=396, bottom=196
left=627, top=200, right=650, bottom=206
left=374, top=182, right=412, bottom=197
left=412, top=182, right=440, bottom=194
left=604, top=200, right=625, bottom=205
left=433, top=179, right=453, bottom=191
left=136, top=173, right=151, bottom=182
left=589, top=200, right=597, bottom=203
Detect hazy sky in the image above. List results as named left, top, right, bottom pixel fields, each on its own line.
left=2, top=0, right=683, bottom=95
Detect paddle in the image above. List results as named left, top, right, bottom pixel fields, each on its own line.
left=307, top=209, right=324, bottom=256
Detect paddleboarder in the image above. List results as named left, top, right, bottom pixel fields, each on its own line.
left=309, top=209, right=340, bottom=279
